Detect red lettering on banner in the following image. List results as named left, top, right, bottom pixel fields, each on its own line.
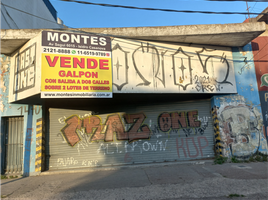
left=92, top=72, right=98, bottom=78
left=58, top=70, right=98, bottom=78
left=60, top=57, right=71, bottom=68
left=73, top=58, right=85, bottom=68
left=66, top=71, right=79, bottom=77
left=87, top=59, right=98, bottom=69
left=45, top=56, right=58, bottom=67
left=59, top=70, right=65, bottom=77
left=99, top=59, right=109, bottom=70
left=44, top=56, right=110, bottom=70
left=79, top=71, right=84, bottom=77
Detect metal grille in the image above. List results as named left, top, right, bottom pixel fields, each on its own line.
left=47, top=99, right=214, bottom=170
left=3, top=117, right=24, bottom=174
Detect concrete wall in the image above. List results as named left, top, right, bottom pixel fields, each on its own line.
left=1, top=55, right=43, bottom=176
left=212, top=44, right=268, bottom=158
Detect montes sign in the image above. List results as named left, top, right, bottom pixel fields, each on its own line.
left=42, top=31, right=111, bottom=51
left=41, top=30, right=112, bottom=98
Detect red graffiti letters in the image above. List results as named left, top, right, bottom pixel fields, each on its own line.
left=61, top=113, right=152, bottom=146
left=104, top=114, right=127, bottom=142
left=176, top=138, right=187, bottom=158
left=197, top=136, right=209, bottom=157
left=186, top=137, right=199, bottom=158
left=61, top=115, right=82, bottom=146
left=83, top=116, right=105, bottom=141
left=187, top=111, right=201, bottom=127
left=123, top=113, right=151, bottom=142
left=171, top=112, right=188, bottom=129
left=158, top=110, right=201, bottom=132
left=176, top=136, right=209, bottom=158
left=61, top=110, right=202, bottom=147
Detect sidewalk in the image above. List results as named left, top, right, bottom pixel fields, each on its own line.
left=1, top=160, right=268, bottom=200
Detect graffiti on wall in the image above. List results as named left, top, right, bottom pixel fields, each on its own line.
left=0, top=56, right=9, bottom=93
left=158, top=110, right=200, bottom=132
left=60, top=112, right=152, bottom=146
left=50, top=108, right=213, bottom=168
left=176, top=136, right=209, bottom=158
left=214, top=95, right=268, bottom=157
left=56, top=157, right=98, bottom=167
left=59, top=110, right=205, bottom=147
left=0, top=55, right=10, bottom=112
left=13, top=43, right=36, bottom=94
left=112, top=40, right=236, bottom=93
left=97, top=139, right=169, bottom=156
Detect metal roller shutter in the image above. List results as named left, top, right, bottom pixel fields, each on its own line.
left=47, top=99, right=214, bottom=170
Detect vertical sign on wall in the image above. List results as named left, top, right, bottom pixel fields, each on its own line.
left=13, top=44, right=36, bottom=94
left=41, top=31, right=112, bottom=98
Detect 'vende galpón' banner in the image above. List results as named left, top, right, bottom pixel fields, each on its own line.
left=41, top=31, right=112, bottom=98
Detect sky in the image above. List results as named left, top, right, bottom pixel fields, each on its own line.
left=50, top=0, right=268, bottom=28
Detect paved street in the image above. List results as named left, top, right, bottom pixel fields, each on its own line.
left=1, top=161, right=268, bottom=200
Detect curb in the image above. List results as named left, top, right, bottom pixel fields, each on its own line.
left=40, top=159, right=214, bottom=176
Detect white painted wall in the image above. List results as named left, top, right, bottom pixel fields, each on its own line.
left=112, top=38, right=237, bottom=94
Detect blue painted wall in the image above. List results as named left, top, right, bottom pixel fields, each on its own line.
left=1, top=55, right=42, bottom=176
left=211, top=44, right=268, bottom=158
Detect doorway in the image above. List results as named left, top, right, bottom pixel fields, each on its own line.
left=1, top=117, right=24, bottom=174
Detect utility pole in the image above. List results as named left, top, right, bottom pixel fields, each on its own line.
left=246, top=1, right=251, bottom=19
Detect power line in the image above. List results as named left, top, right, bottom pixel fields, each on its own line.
left=241, top=40, right=268, bottom=69
left=59, top=0, right=268, bottom=15
left=1, top=7, right=12, bottom=29
left=2, top=4, right=19, bottom=29
left=249, top=2, right=258, bottom=12
left=1, top=3, right=66, bottom=28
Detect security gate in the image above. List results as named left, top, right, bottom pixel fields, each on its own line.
left=2, top=117, right=24, bottom=174
left=47, top=99, right=214, bottom=170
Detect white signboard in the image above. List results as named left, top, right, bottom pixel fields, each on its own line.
left=9, top=35, right=41, bottom=102
left=111, top=39, right=237, bottom=93
left=40, top=31, right=112, bottom=98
